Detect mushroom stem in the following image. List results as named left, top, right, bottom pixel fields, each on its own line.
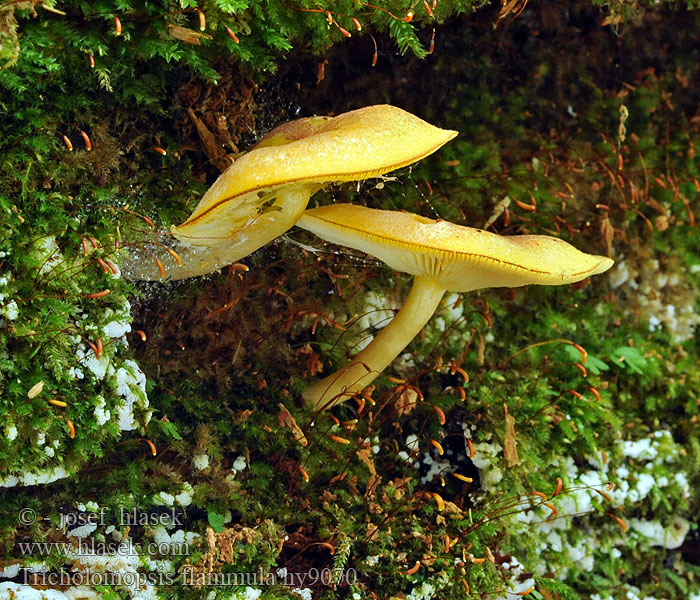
left=304, top=275, right=445, bottom=411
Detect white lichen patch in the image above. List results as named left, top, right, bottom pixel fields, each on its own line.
left=418, top=451, right=453, bottom=485
left=153, top=491, right=175, bottom=506
left=114, top=360, right=150, bottom=431
left=609, top=255, right=699, bottom=342
left=592, top=584, right=700, bottom=600
left=406, top=572, right=450, bottom=600
left=0, top=466, right=71, bottom=487
left=232, top=454, right=247, bottom=472
left=33, top=236, right=64, bottom=276
left=0, top=582, right=101, bottom=599
left=102, top=303, right=132, bottom=339
left=230, top=588, right=262, bottom=600
left=93, top=396, right=110, bottom=425
left=347, top=289, right=400, bottom=353
left=464, top=424, right=504, bottom=491
left=355, top=290, right=399, bottom=331
left=5, top=497, right=202, bottom=600
left=628, top=516, right=689, bottom=549
left=5, top=424, right=18, bottom=441
left=68, top=522, right=98, bottom=539
left=493, top=556, right=536, bottom=600
left=175, top=483, right=194, bottom=507
left=506, top=428, right=691, bottom=579
left=76, top=345, right=110, bottom=380
left=1, top=283, right=152, bottom=481
left=69, top=298, right=150, bottom=433
left=0, top=274, right=18, bottom=320
left=0, top=300, right=18, bottom=320
left=193, top=452, right=210, bottom=470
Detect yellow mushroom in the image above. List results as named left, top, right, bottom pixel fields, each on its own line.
left=297, top=204, right=614, bottom=411
left=124, top=105, right=457, bottom=280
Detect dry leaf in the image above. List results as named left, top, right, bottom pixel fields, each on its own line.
left=296, top=343, right=324, bottom=377
left=321, top=490, right=337, bottom=503
left=504, top=403, right=520, bottom=467
left=366, top=524, right=379, bottom=541
left=655, top=215, right=670, bottom=231
left=277, top=403, right=307, bottom=446
left=27, top=381, right=44, bottom=398
left=347, top=475, right=360, bottom=496
left=441, top=501, right=463, bottom=516
left=167, top=24, right=212, bottom=45
left=646, top=197, right=667, bottom=215
left=356, top=446, right=377, bottom=476
left=0, top=2, right=35, bottom=70
left=600, top=216, right=615, bottom=257
left=368, top=501, right=382, bottom=514
left=364, top=473, right=381, bottom=500
left=394, top=386, right=418, bottom=416
left=493, top=0, right=528, bottom=29
left=477, top=332, right=485, bottom=365
left=188, top=108, right=233, bottom=172
left=206, top=527, right=216, bottom=551
left=233, top=409, right=252, bottom=422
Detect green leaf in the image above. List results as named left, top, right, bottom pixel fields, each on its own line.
left=666, top=570, right=689, bottom=594
left=94, top=585, right=120, bottom=600
left=207, top=508, right=226, bottom=533
left=586, top=354, right=610, bottom=375
left=610, top=346, right=648, bottom=374
left=562, top=345, right=609, bottom=374
left=159, top=420, right=182, bottom=441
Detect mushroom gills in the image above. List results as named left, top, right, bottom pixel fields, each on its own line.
left=297, top=205, right=613, bottom=292
left=122, top=186, right=311, bottom=281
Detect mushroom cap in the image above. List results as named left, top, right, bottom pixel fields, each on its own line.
left=297, top=204, right=614, bottom=292
left=174, top=105, right=458, bottom=246
left=251, top=115, right=333, bottom=148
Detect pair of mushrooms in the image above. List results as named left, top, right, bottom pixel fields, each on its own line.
left=127, top=105, right=613, bottom=411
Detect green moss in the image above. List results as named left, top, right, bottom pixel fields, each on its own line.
left=2, top=2, right=700, bottom=600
